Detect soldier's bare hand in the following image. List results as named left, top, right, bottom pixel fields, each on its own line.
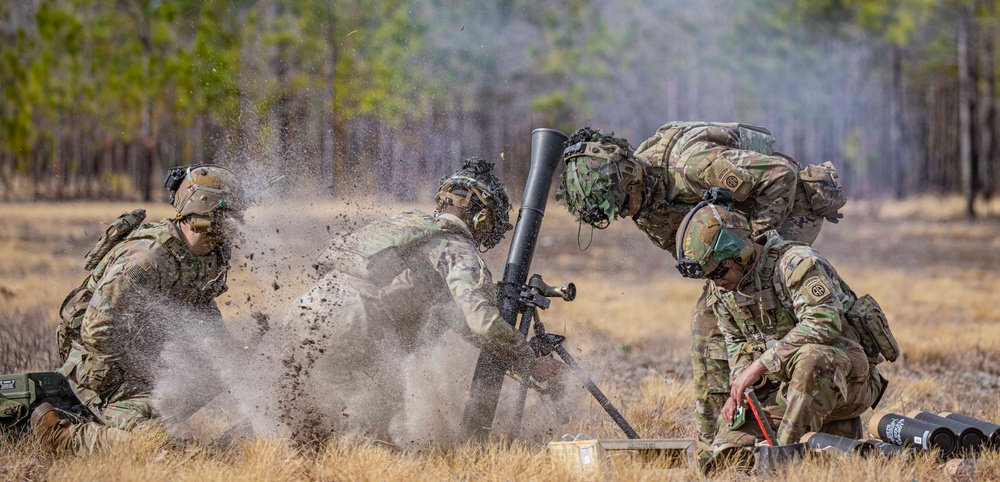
left=722, top=396, right=738, bottom=425
left=530, top=356, right=565, bottom=383
left=730, top=361, right=766, bottom=409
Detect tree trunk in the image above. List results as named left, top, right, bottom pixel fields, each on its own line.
left=982, top=21, right=997, bottom=202
left=889, top=46, right=905, bottom=199
left=959, top=7, right=977, bottom=217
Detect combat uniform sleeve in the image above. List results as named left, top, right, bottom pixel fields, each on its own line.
left=757, top=249, right=847, bottom=376
left=712, top=290, right=753, bottom=380
left=727, top=151, right=799, bottom=235
left=433, top=238, right=532, bottom=364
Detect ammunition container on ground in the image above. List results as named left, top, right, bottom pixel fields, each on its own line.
left=800, top=432, right=877, bottom=457
left=907, top=410, right=985, bottom=454
left=872, top=441, right=910, bottom=458
left=869, top=412, right=956, bottom=458
left=939, top=412, right=1000, bottom=447
left=754, top=442, right=805, bottom=474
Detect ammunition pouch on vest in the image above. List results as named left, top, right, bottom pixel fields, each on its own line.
left=844, top=293, right=899, bottom=363
left=798, top=161, right=847, bottom=219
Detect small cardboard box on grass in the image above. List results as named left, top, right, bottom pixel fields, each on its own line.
left=548, top=438, right=695, bottom=471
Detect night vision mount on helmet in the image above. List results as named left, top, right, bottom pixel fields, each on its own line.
left=435, top=157, right=513, bottom=251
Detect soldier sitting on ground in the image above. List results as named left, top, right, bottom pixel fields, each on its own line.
left=556, top=123, right=847, bottom=456
left=279, top=157, right=562, bottom=443
left=673, top=201, right=889, bottom=454
left=32, top=165, right=247, bottom=455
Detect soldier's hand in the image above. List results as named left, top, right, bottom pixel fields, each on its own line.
left=730, top=361, right=766, bottom=409
left=721, top=396, right=739, bottom=425
left=530, top=356, right=565, bottom=383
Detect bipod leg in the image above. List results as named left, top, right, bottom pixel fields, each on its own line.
left=554, top=345, right=640, bottom=439
left=508, top=383, right=530, bottom=439
left=508, top=306, right=536, bottom=439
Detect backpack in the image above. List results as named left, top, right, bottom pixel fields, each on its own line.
left=639, top=122, right=848, bottom=221
left=57, top=209, right=146, bottom=360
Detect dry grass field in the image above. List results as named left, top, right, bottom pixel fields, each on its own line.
left=2, top=195, right=1000, bottom=481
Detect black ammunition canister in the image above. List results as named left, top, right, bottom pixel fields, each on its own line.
left=940, top=412, right=1000, bottom=447
left=871, top=441, right=915, bottom=459
left=908, top=411, right=985, bottom=454
left=800, top=432, right=876, bottom=457
left=869, top=412, right=956, bottom=458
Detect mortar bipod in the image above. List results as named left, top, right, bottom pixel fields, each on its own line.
left=508, top=274, right=640, bottom=440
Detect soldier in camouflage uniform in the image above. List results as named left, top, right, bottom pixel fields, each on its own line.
left=674, top=203, right=886, bottom=448
left=31, top=165, right=246, bottom=455
left=557, top=123, right=846, bottom=453
left=280, top=158, right=560, bottom=442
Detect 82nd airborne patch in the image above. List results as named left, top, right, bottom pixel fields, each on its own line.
left=721, top=168, right=744, bottom=191
left=802, top=276, right=832, bottom=303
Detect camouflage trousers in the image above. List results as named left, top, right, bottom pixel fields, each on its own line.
left=692, top=285, right=730, bottom=451
left=59, top=349, right=160, bottom=455
left=68, top=396, right=158, bottom=455
left=711, top=343, right=884, bottom=447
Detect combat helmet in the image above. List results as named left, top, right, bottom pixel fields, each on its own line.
left=164, top=164, right=246, bottom=232
left=675, top=200, right=755, bottom=279
left=435, top=157, right=513, bottom=250
left=555, top=127, right=642, bottom=228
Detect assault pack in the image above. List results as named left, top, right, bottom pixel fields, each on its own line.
left=58, top=209, right=147, bottom=360
left=637, top=122, right=848, bottom=221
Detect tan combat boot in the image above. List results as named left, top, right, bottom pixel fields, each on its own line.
left=31, top=402, right=73, bottom=455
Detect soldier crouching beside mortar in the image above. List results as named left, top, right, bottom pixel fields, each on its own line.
left=279, top=158, right=563, bottom=443
left=556, top=123, right=848, bottom=457
left=32, top=165, right=247, bottom=455
left=673, top=202, right=888, bottom=456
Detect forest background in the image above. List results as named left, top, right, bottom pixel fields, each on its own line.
left=2, top=0, right=999, bottom=216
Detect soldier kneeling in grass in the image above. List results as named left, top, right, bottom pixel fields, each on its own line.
left=33, top=165, right=247, bottom=455
left=673, top=200, right=896, bottom=458
left=278, top=158, right=562, bottom=443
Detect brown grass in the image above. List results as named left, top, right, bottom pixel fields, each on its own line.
left=2, top=196, right=1000, bottom=480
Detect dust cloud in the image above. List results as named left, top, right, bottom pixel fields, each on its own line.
left=144, top=169, right=575, bottom=449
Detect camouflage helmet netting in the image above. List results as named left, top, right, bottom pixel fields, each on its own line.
left=556, top=127, right=636, bottom=228
left=675, top=203, right=753, bottom=278
left=436, top=157, right=513, bottom=250
left=172, top=165, right=246, bottom=219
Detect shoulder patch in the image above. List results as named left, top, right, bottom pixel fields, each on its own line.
left=701, top=155, right=755, bottom=201
left=721, top=167, right=744, bottom=191
left=787, top=257, right=817, bottom=286
left=801, top=276, right=832, bottom=303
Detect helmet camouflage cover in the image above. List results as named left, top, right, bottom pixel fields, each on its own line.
left=436, top=157, right=513, bottom=250
left=555, top=127, right=637, bottom=228
left=675, top=203, right=753, bottom=279
left=168, top=164, right=246, bottom=220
